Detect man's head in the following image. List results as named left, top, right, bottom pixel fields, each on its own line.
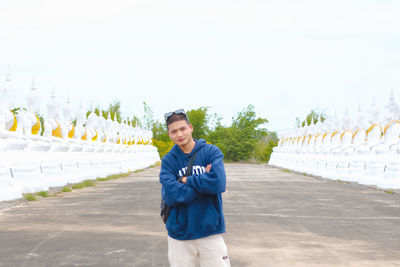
left=165, top=109, right=189, bottom=128
left=165, top=109, right=194, bottom=147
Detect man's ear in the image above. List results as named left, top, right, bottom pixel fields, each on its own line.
left=167, top=127, right=172, bottom=138
left=189, top=124, right=194, bottom=132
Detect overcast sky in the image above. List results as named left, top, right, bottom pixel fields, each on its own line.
left=1, top=0, right=399, bottom=132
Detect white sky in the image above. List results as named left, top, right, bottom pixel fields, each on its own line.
left=1, top=0, right=400, bottom=132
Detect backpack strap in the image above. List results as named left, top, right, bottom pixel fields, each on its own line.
left=177, top=151, right=198, bottom=182
left=186, top=151, right=198, bottom=176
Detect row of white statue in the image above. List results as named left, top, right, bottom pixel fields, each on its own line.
left=269, top=91, right=400, bottom=189
left=0, top=69, right=160, bottom=202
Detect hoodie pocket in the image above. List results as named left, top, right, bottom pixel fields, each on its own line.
left=167, top=206, right=188, bottom=236
left=211, top=196, right=221, bottom=228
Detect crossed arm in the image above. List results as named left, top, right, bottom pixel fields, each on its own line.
left=160, top=146, right=226, bottom=207
left=180, top=164, right=211, bottom=183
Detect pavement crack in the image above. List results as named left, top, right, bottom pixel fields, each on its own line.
left=104, top=249, right=125, bottom=255
left=19, top=231, right=62, bottom=267
left=131, top=238, right=164, bottom=267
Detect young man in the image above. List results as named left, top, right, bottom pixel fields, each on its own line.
left=159, top=109, right=230, bottom=267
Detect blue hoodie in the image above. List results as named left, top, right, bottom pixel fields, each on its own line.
left=159, top=139, right=226, bottom=240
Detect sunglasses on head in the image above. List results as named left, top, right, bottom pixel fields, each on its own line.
left=164, top=109, right=186, bottom=121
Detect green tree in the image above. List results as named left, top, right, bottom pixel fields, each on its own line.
left=87, top=100, right=122, bottom=123
left=232, top=104, right=268, bottom=138
left=186, top=107, right=210, bottom=140
left=142, top=101, right=154, bottom=130
left=108, top=100, right=122, bottom=123
left=152, top=121, right=169, bottom=142
left=296, top=109, right=326, bottom=128
left=253, top=132, right=278, bottom=162
left=208, top=105, right=269, bottom=162
left=131, top=115, right=141, bottom=127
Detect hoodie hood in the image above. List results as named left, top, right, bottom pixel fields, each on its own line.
left=170, top=138, right=207, bottom=158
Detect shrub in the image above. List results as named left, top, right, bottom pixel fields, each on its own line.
left=152, top=138, right=174, bottom=159
left=36, top=191, right=49, bottom=198
left=24, top=194, right=37, bottom=201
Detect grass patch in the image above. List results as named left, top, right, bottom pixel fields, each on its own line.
left=96, top=172, right=130, bottom=182
left=72, top=180, right=96, bottom=189
left=71, top=183, right=84, bottom=189
left=335, top=179, right=350, bottom=184
left=24, top=194, right=37, bottom=201
left=62, top=187, right=72, bottom=192
left=282, top=169, right=292, bottom=173
left=82, top=180, right=96, bottom=187
left=19, top=170, right=145, bottom=202
left=155, top=161, right=161, bottom=166
left=36, top=191, right=49, bottom=198
left=384, top=190, right=395, bottom=195
left=120, top=173, right=130, bottom=178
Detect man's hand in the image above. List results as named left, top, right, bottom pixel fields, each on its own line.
left=205, top=164, right=212, bottom=173
left=181, top=164, right=212, bottom=184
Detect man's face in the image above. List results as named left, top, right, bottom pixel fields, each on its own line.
left=168, top=120, right=193, bottom=146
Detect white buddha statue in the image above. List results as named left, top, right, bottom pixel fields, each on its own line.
left=17, top=79, right=43, bottom=137
left=19, top=79, right=53, bottom=152
left=147, top=129, right=153, bottom=145
left=2, top=66, right=18, bottom=110
left=123, top=122, right=132, bottom=145
left=43, top=89, right=63, bottom=139
left=313, top=117, right=326, bottom=150
left=380, top=93, right=400, bottom=183
left=60, top=94, right=76, bottom=140
left=94, top=115, right=106, bottom=152
left=0, top=69, right=28, bottom=151
left=294, top=124, right=308, bottom=154
left=104, top=112, right=116, bottom=144
left=114, top=120, right=122, bottom=145
left=331, top=108, right=354, bottom=155
left=321, top=112, right=341, bottom=154
left=353, top=99, right=386, bottom=183
left=303, top=118, right=317, bottom=153
left=74, top=102, right=87, bottom=141
left=0, top=68, right=18, bottom=135
left=86, top=112, right=99, bottom=141
left=343, top=103, right=368, bottom=156
left=0, top=103, right=17, bottom=138
left=127, top=125, right=135, bottom=146
left=356, top=100, right=382, bottom=155
left=43, top=89, right=71, bottom=152
left=98, top=115, right=107, bottom=143
left=314, top=117, right=334, bottom=175
left=81, top=112, right=99, bottom=153
left=374, top=91, right=400, bottom=154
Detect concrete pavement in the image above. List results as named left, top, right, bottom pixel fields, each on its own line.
left=0, top=164, right=400, bottom=266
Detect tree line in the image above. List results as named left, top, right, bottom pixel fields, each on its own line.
left=86, top=101, right=327, bottom=163
left=87, top=101, right=278, bottom=163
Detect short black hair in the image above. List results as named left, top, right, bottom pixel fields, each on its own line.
left=166, top=113, right=190, bottom=128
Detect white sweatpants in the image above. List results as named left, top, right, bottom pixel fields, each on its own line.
left=168, top=234, right=231, bottom=267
